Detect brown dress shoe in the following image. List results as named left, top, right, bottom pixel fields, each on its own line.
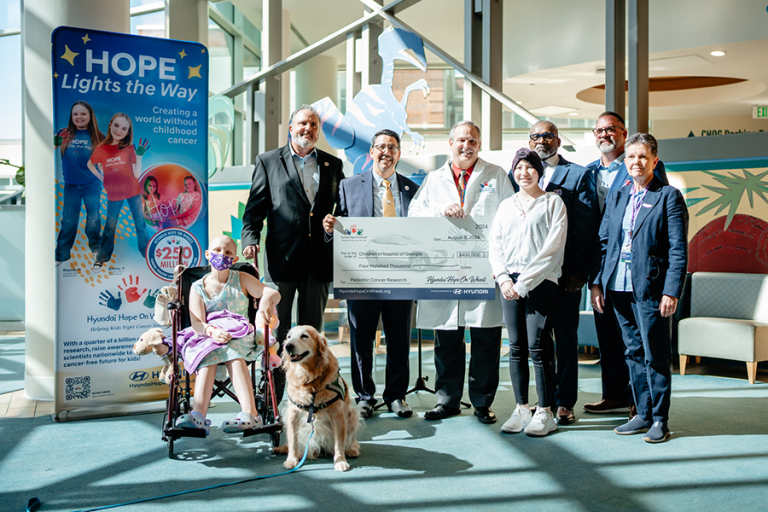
left=555, top=406, right=576, bottom=425
left=583, top=398, right=629, bottom=414
left=629, top=404, right=638, bottom=419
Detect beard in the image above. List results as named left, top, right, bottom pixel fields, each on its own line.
left=293, top=133, right=317, bottom=148
left=598, top=139, right=617, bottom=154
left=534, top=145, right=557, bottom=160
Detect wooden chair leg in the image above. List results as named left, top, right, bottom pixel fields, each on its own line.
left=746, top=362, right=758, bottom=384
left=695, top=356, right=701, bottom=364
left=679, top=355, right=688, bottom=375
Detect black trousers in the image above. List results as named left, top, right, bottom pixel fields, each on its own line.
left=348, top=299, right=412, bottom=405
left=501, top=280, right=557, bottom=408
left=593, top=291, right=632, bottom=402
left=551, top=284, right=581, bottom=409
left=272, top=275, right=331, bottom=402
left=434, top=326, right=501, bottom=409
left=610, top=291, right=672, bottom=423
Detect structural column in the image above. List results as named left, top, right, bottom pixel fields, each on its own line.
left=22, top=0, right=130, bottom=400
left=463, top=0, right=482, bottom=130
left=605, top=0, right=626, bottom=118
left=294, top=56, right=339, bottom=154
left=480, top=0, right=502, bottom=150
left=166, top=0, right=207, bottom=42
left=361, top=0, right=383, bottom=87
left=628, top=0, right=649, bottom=133
left=251, top=0, right=282, bottom=155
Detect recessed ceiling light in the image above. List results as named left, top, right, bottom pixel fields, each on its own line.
left=568, top=112, right=578, bottom=116
left=710, top=50, right=726, bottom=57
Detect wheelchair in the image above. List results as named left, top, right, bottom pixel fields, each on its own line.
left=161, top=261, right=283, bottom=459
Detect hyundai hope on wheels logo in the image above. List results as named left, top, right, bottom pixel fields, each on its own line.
left=129, top=371, right=149, bottom=382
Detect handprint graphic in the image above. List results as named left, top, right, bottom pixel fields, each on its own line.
left=118, top=275, right=147, bottom=303
left=98, top=290, right=122, bottom=311
left=143, top=289, right=160, bottom=309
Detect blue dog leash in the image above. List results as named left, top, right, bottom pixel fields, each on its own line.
left=26, top=429, right=315, bottom=512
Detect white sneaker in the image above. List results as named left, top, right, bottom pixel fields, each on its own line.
left=501, top=404, right=533, bottom=433
left=524, top=407, right=557, bottom=437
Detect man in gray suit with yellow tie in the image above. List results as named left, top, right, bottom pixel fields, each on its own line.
left=324, top=129, right=419, bottom=419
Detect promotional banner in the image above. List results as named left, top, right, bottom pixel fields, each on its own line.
left=52, top=27, right=208, bottom=413
left=332, top=217, right=495, bottom=300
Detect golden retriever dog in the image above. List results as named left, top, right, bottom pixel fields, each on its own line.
left=273, top=325, right=360, bottom=471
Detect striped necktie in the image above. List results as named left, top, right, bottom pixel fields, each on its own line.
left=382, top=179, right=396, bottom=217
left=458, top=170, right=469, bottom=207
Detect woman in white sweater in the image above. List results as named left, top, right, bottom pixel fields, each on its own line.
left=489, top=147, right=568, bottom=437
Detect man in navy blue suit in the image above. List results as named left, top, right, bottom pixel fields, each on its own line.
left=584, top=112, right=668, bottom=416
left=591, top=132, right=688, bottom=443
left=509, top=121, right=599, bottom=426
left=323, top=129, right=419, bottom=419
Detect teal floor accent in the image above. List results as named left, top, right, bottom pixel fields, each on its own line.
left=0, top=337, right=25, bottom=394
left=1, top=350, right=767, bottom=511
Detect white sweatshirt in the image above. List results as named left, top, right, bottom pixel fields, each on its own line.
left=488, top=192, right=568, bottom=298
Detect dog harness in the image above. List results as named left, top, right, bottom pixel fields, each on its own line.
left=288, top=370, right=347, bottom=424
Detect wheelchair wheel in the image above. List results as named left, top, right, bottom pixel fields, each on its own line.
left=271, top=430, right=281, bottom=449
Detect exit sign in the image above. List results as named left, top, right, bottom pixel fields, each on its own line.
left=753, top=106, right=768, bottom=118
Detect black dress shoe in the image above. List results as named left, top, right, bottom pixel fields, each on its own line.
left=474, top=406, right=497, bottom=424
left=357, top=400, right=375, bottom=419
left=424, top=404, right=461, bottom=420
left=387, top=399, right=413, bottom=418
left=555, top=406, right=576, bottom=425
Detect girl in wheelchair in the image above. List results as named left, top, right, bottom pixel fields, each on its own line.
left=168, top=235, right=280, bottom=435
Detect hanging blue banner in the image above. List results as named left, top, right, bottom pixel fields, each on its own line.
left=51, top=27, right=208, bottom=414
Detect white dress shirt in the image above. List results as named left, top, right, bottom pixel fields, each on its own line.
left=289, top=144, right=319, bottom=203
left=371, top=171, right=401, bottom=217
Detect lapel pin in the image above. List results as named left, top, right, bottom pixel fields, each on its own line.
left=405, top=186, right=409, bottom=191
left=324, top=162, right=329, bottom=167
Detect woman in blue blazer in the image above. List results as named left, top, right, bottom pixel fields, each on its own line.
left=590, top=133, right=688, bottom=443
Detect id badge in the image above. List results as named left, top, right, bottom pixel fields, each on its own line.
left=620, top=239, right=632, bottom=263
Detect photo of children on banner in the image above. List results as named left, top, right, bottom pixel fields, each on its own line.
left=170, top=175, right=203, bottom=228
left=142, top=176, right=165, bottom=230
left=137, top=236, right=281, bottom=434
left=54, top=100, right=105, bottom=266
left=87, top=112, right=151, bottom=270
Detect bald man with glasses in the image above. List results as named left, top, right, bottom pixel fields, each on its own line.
left=508, top=121, right=599, bottom=425
left=584, top=111, right=668, bottom=417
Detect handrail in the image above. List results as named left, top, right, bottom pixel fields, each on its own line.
left=0, top=188, right=24, bottom=205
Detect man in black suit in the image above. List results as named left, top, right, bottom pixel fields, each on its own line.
left=512, top=121, right=598, bottom=426
left=241, top=105, right=345, bottom=393
left=323, top=129, right=419, bottom=419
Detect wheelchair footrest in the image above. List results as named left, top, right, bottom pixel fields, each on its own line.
left=164, top=426, right=208, bottom=439
left=242, top=421, right=283, bottom=438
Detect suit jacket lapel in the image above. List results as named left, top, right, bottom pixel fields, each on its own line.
left=632, top=184, right=661, bottom=235
left=361, top=170, right=374, bottom=217
left=395, top=172, right=412, bottom=216
left=547, top=159, right=567, bottom=189
left=610, top=162, right=630, bottom=195
left=280, top=145, right=310, bottom=206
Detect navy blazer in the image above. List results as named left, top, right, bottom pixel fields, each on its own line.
left=587, top=157, right=669, bottom=214
left=241, top=144, right=345, bottom=283
left=336, top=169, right=418, bottom=218
left=593, top=176, right=689, bottom=302
left=509, top=155, right=598, bottom=282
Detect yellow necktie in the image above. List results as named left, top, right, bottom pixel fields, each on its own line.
left=383, top=179, right=396, bottom=217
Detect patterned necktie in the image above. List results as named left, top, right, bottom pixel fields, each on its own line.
left=458, top=170, right=469, bottom=207
left=382, top=179, right=396, bottom=217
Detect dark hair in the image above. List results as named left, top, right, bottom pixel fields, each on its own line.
left=371, top=129, right=401, bottom=147
left=143, top=176, right=160, bottom=200
left=510, top=147, right=544, bottom=180
left=625, top=132, right=658, bottom=156
left=597, top=110, right=625, bottom=127
left=62, top=100, right=103, bottom=153
left=100, top=113, right=133, bottom=149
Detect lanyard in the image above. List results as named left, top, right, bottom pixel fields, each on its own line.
left=628, top=185, right=648, bottom=237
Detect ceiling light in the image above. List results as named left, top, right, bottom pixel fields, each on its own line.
left=710, top=50, right=726, bottom=57
left=568, top=112, right=578, bottom=116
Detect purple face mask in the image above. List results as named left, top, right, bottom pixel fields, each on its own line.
left=209, top=253, right=235, bottom=271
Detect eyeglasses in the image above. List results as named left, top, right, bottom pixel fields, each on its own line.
left=592, top=126, right=623, bottom=136
left=529, top=133, right=556, bottom=142
left=373, top=144, right=400, bottom=153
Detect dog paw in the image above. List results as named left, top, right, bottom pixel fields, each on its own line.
left=334, top=460, right=350, bottom=472
left=346, top=446, right=360, bottom=458
left=284, top=457, right=299, bottom=469
left=272, top=444, right=288, bottom=455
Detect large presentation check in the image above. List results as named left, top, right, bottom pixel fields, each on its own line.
left=332, top=217, right=495, bottom=300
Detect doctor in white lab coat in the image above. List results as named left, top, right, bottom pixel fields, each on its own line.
left=408, top=120, right=515, bottom=423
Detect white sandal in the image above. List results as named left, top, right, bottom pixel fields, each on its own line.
left=221, top=412, right=262, bottom=433
left=175, top=410, right=211, bottom=436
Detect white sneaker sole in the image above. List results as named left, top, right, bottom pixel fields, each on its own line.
left=524, top=424, right=557, bottom=437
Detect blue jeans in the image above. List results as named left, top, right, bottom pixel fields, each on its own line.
left=96, top=194, right=149, bottom=263
left=55, top=181, right=103, bottom=262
